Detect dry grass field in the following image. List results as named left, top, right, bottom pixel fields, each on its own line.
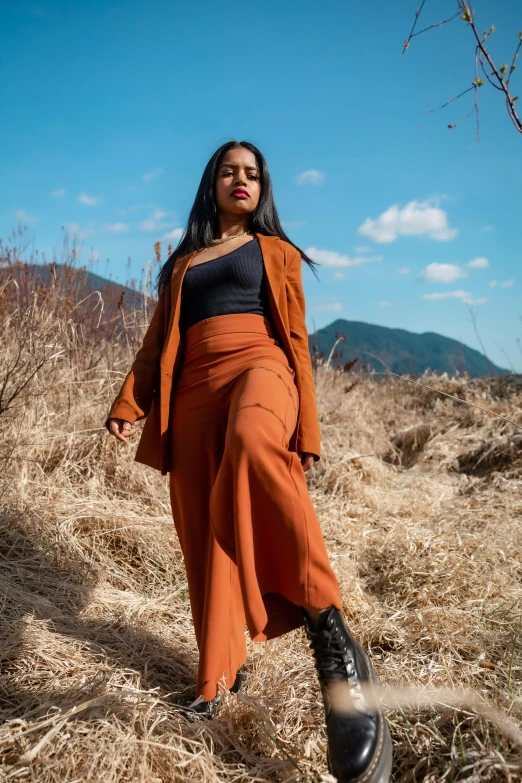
left=0, top=247, right=521, bottom=782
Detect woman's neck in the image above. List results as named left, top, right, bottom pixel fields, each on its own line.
left=215, top=218, right=251, bottom=240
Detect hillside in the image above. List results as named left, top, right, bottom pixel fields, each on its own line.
left=0, top=261, right=147, bottom=313
left=309, top=318, right=506, bottom=377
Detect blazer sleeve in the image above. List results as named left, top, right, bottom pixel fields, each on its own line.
left=105, top=285, right=168, bottom=427
left=285, top=249, right=321, bottom=461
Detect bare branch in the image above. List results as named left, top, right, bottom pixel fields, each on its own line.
left=403, top=0, right=427, bottom=54
left=457, top=1, right=522, bottom=133
left=425, top=85, right=475, bottom=114
left=506, top=36, right=521, bottom=89
left=479, top=55, right=504, bottom=92
left=403, top=7, right=460, bottom=53
left=404, top=0, right=522, bottom=136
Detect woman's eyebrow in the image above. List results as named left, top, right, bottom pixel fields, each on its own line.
left=219, top=162, right=259, bottom=171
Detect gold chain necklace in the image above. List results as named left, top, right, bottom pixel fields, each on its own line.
left=211, top=231, right=252, bottom=245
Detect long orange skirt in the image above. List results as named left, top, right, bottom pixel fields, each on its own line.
left=169, top=313, right=342, bottom=701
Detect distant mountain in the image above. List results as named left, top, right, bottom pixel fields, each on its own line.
left=1, top=262, right=147, bottom=311
left=309, top=319, right=506, bottom=377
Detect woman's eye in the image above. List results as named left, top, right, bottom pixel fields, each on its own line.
left=221, top=171, right=257, bottom=179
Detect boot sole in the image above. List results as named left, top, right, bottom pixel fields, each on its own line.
left=327, top=646, right=393, bottom=783
left=327, top=724, right=392, bottom=783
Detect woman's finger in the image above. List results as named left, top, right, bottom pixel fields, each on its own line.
left=299, top=453, right=315, bottom=472
left=108, top=418, right=136, bottom=443
left=108, top=420, right=127, bottom=443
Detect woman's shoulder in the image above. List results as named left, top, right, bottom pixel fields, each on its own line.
left=258, top=234, right=301, bottom=261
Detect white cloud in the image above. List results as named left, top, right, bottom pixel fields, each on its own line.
left=142, top=168, right=164, bottom=183
left=422, top=290, right=487, bottom=305
left=281, top=219, right=308, bottom=230
left=420, top=263, right=467, bottom=283
left=355, top=245, right=373, bottom=253
left=139, top=209, right=169, bottom=231
left=77, top=192, right=99, bottom=206
left=105, top=222, right=130, bottom=234
left=305, top=246, right=382, bottom=267
left=63, top=222, right=91, bottom=240
left=51, top=188, right=66, bottom=197
left=333, top=271, right=345, bottom=279
left=358, top=199, right=457, bottom=243
left=467, top=257, right=489, bottom=269
left=378, top=301, right=392, bottom=308
left=163, top=228, right=184, bottom=241
left=489, top=280, right=498, bottom=288
left=423, top=290, right=470, bottom=300
left=479, top=224, right=494, bottom=233
left=313, top=302, right=343, bottom=312
left=16, top=209, right=37, bottom=224
left=89, top=249, right=100, bottom=262
left=501, top=279, right=515, bottom=288
left=295, top=169, right=325, bottom=185
left=397, top=267, right=410, bottom=275
left=117, top=203, right=155, bottom=217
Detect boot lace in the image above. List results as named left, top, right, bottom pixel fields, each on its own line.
left=305, top=622, right=369, bottom=714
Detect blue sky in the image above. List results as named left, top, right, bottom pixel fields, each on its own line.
left=2, top=0, right=521, bottom=370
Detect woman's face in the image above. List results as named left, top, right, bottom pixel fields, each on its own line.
left=214, top=146, right=261, bottom=220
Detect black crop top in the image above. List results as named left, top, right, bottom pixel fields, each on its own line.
left=179, top=237, right=272, bottom=333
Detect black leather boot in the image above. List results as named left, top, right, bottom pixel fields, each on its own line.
left=182, top=665, right=247, bottom=720
left=302, top=607, right=392, bottom=783
left=230, top=664, right=247, bottom=693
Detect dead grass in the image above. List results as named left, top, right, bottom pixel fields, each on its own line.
left=0, top=244, right=521, bottom=782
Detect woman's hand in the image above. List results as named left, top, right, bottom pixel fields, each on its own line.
left=107, top=418, right=136, bottom=444
left=299, top=452, right=316, bottom=472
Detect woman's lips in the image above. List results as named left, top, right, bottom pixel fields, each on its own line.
left=231, top=191, right=249, bottom=199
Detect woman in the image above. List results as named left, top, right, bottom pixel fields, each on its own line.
left=106, top=140, right=392, bottom=783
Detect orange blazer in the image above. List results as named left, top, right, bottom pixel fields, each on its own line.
left=106, top=232, right=321, bottom=475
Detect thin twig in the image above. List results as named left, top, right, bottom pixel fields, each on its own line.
left=404, top=0, right=522, bottom=134
left=425, top=85, right=475, bottom=114
left=362, top=351, right=521, bottom=432
left=403, top=9, right=460, bottom=52
left=466, top=304, right=494, bottom=375
left=473, top=49, right=480, bottom=143
left=506, top=37, right=522, bottom=89
left=457, top=0, right=522, bottom=133
left=385, top=371, right=521, bottom=432
left=402, top=0, right=427, bottom=54
left=327, top=683, right=522, bottom=750
left=479, top=56, right=504, bottom=92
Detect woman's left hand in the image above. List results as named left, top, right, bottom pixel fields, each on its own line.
left=300, top=453, right=316, bottom=472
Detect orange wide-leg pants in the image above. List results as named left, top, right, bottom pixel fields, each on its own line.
left=169, top=313, right=342, bottom=701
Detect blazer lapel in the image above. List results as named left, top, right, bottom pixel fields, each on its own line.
left=166, top=250, right=197, bottom=335
left=256, top=232, right=284, bottom=305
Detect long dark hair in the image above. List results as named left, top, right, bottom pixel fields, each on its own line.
left=157, top=140, right=319, bottom=294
